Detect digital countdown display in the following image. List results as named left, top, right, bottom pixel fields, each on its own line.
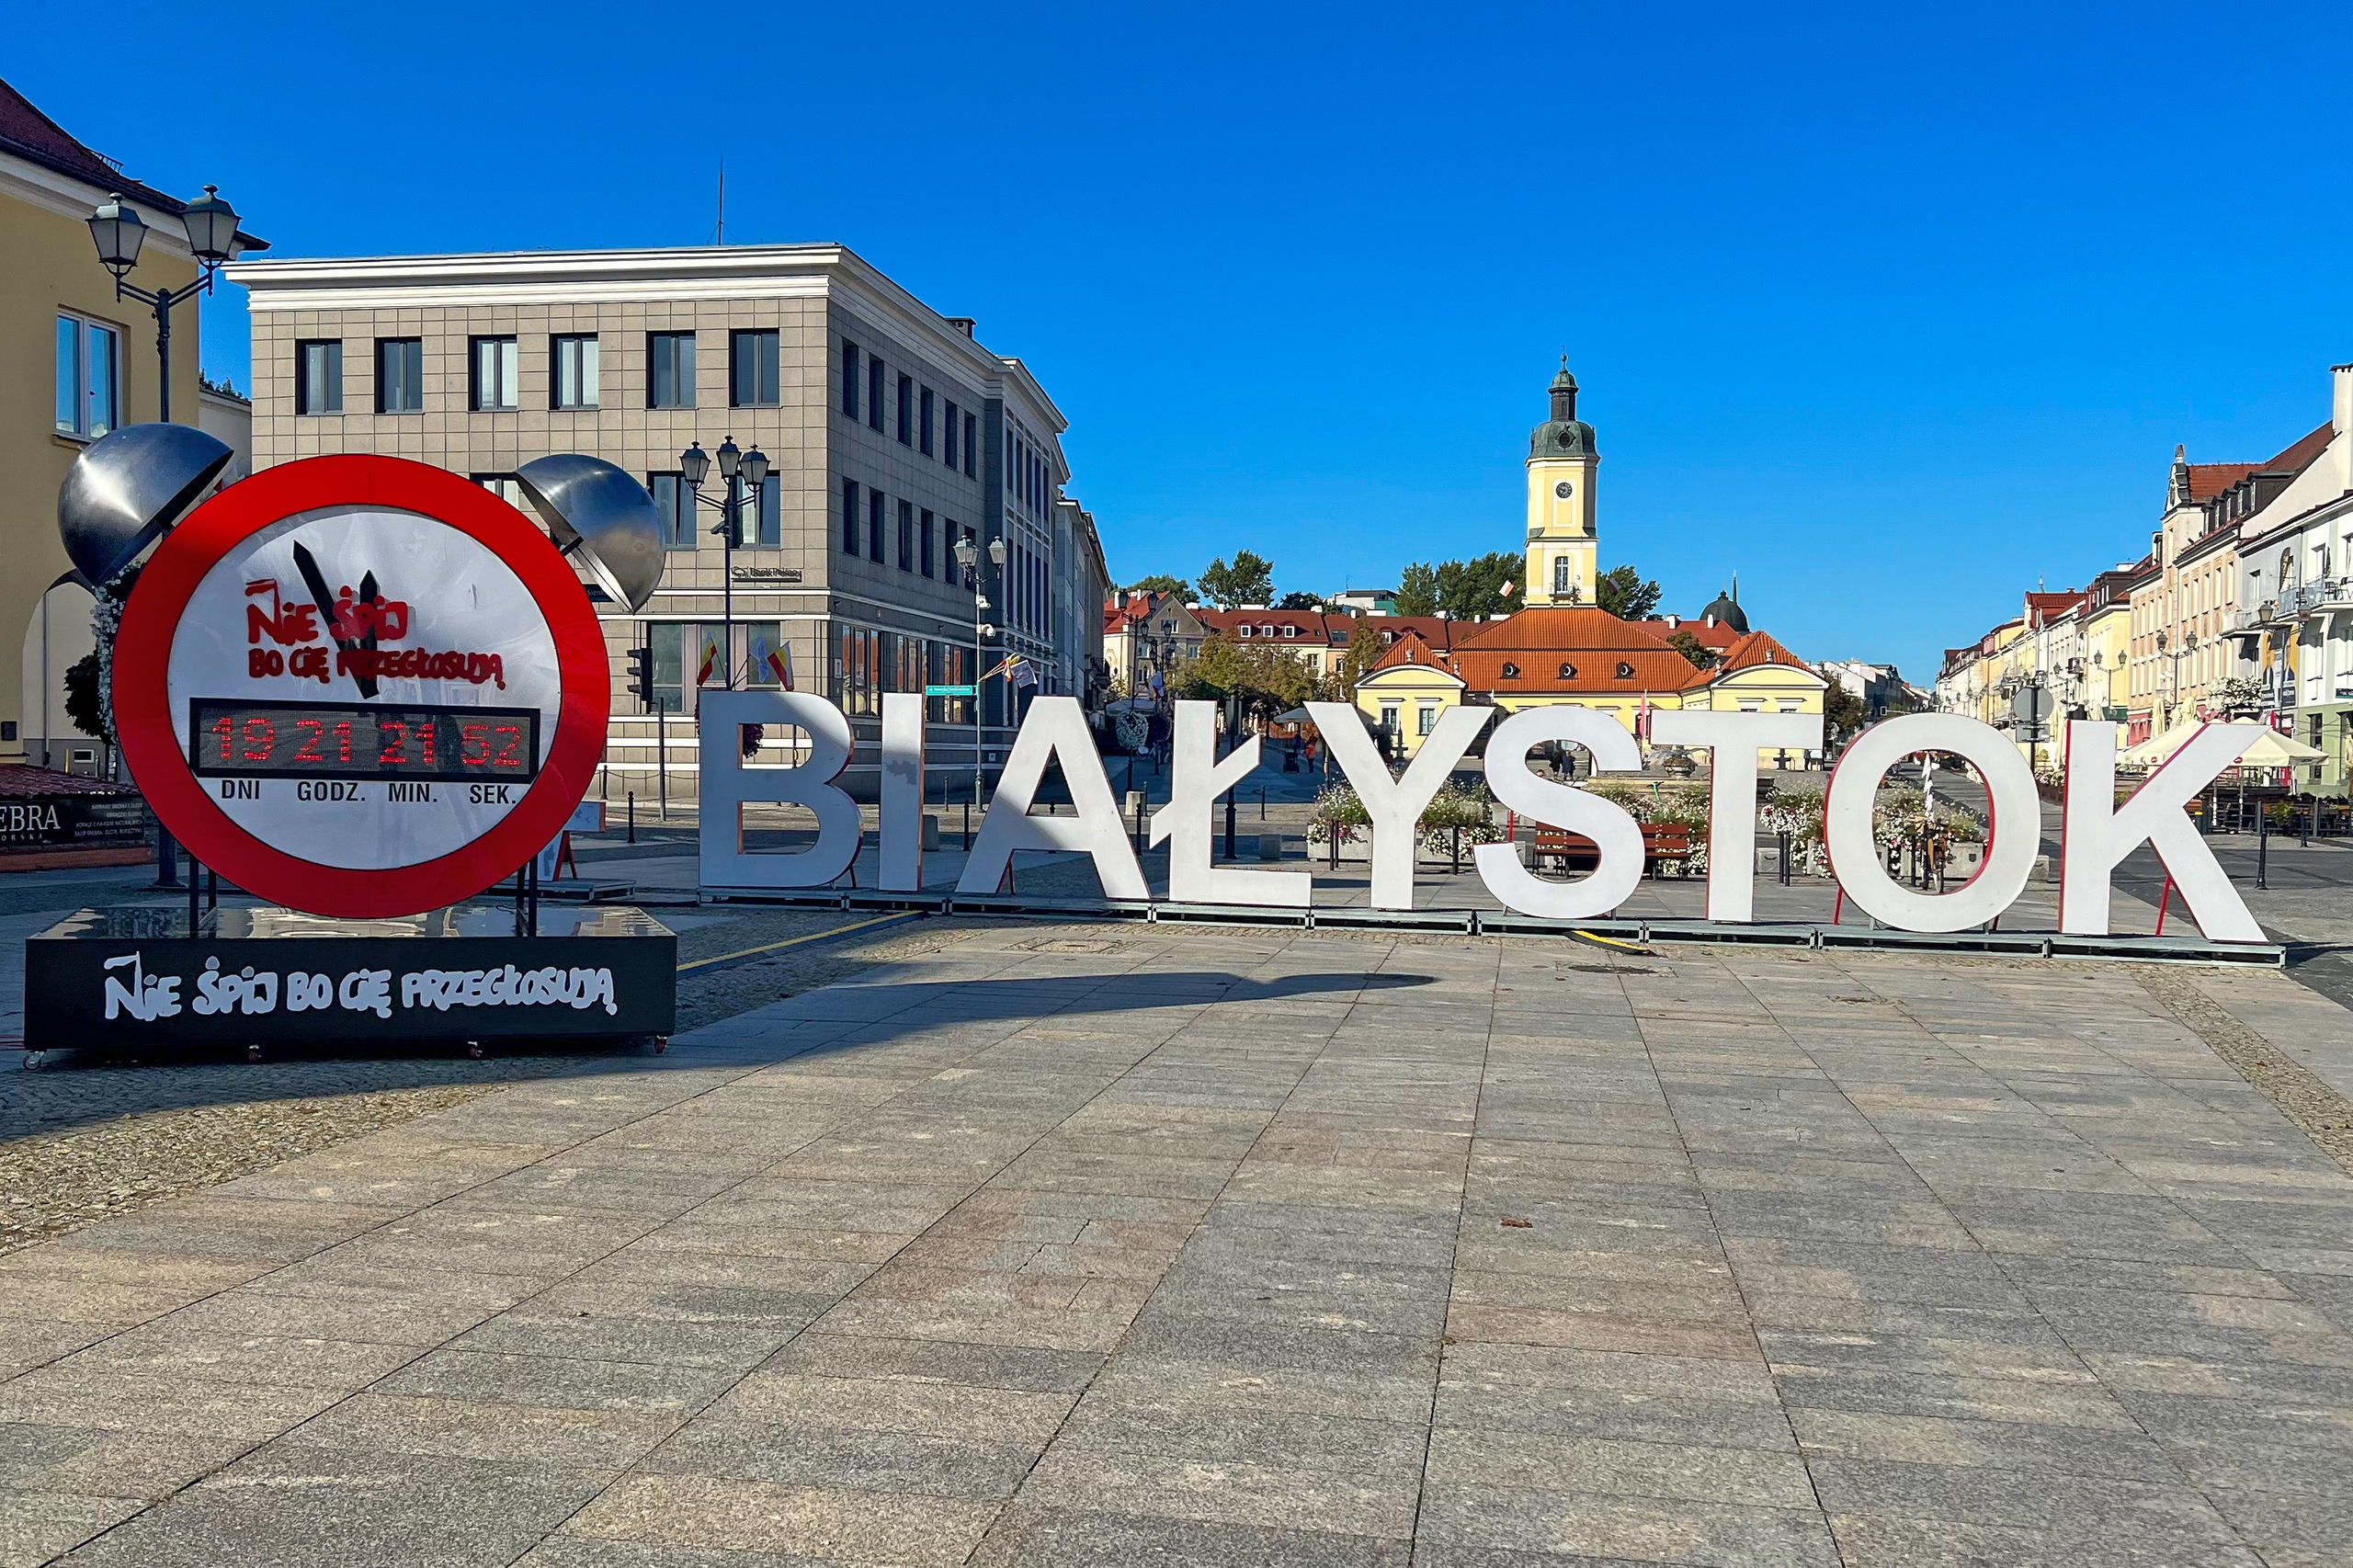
left=188, top=700, right=541, bottom=784
left=110, top=455, right=611, bottom=916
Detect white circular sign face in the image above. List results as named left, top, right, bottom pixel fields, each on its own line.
left=163, top=505, right=562, bottom=871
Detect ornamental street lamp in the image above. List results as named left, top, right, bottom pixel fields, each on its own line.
left=676, top=437, right=768, bottom=688
left=87, top=186, right=258, bottom=425
left=953, top=534, right=1007, bottom=821
left=87, top=185, right=260, bottom=890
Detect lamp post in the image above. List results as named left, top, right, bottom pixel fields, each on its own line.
left=86, top=185, right=255, bottom=890
left=676, top=437, right=768, bottom=688
left=954, top=534, right=1006, bottom=827
left=87, top=187, right=252, bottom=425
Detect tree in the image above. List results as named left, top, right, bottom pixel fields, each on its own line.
left=1277, top=591, right=1324, bottom=611
left=2210, top=676, right=2264, bottom=719
left=1124, top=573, right=1194, bottom=603
left=1178, top=633, right=1319, bottom=726
left=1596, top=564, right=1663, bottom=620
left=1198, top=551, right=1275, bottom=609
left=1434, top=552, right=1521, bottom=620
left=1822, top=682, right=1868, bottom=742
left=1325, top=621, right=1391, bottom=699
left=1393, top=562, right=1440, bottom=617
left=1665, top=630, right=1720, bottom=670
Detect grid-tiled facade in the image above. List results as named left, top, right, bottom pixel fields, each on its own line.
left=231, top=245, right=1103, bottom=799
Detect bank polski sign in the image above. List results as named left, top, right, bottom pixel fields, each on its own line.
left=700, top=694, right=2271, bottom=944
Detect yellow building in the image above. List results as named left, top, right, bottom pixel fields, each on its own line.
left=2, top=77, right=257, bottom=768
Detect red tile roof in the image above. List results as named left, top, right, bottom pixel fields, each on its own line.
left=1365, top=630, right=1462, bottom=678
left=1340, top=615, right=1470, bottom=651
left=1630, top=618, right=1740, bottom=649
left=2262, top=422, right=2336, bottom=477
left=1710, top=630, right=1813, bottom=680
left=2186, top=463, right=2257, bottom=503
left=1197, top=608, right=1343, bottom=645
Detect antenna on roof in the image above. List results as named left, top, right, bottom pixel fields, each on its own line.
left=715, top=158, right=725, bottom=245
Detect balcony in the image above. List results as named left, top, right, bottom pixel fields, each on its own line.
left=2295, top=577, right=2353, bottom=618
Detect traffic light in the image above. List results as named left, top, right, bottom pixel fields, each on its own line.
left=626, top=645, right=654, bottom=708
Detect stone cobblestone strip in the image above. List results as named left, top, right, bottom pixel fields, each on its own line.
left=2134, top=962, right=2353, bottom=1176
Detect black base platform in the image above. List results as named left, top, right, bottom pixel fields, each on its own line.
left=25, top=903, right=676, bottom=1054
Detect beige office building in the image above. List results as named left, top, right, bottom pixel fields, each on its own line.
left=227, top=244, right=1108, bottom=799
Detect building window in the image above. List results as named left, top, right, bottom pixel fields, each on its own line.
left=1418, top=704, right=1438, bottom=736
left=945, top=401, right=960, bottom=469
left=841, top=342, right=859, bottom=417
left=868, top=489, right=885, bottom=563
left=1615, top=661, right=1635, bottom=678
left=1238, top=624, right=1254, bottom=638
left=473, top=473, right=524, bottom=509
left=54, top=312, right=120, bottom=437
left=1553, top=556, right=1571, bottom=596
left=376, top=337, right=423, bottom=413
left=296, top=338, right=344, bottom=415
left=963, top=413, right=977, bottom=477
left=648, top=332, right=696, bottom=409
left=915, top=509, right=933, bottom=578
left=919, top=387, right=935, bottom=455
left=898, top=500, right=915, bottom=572
left=552, top=335, right=598, bottom=410
left=1380, top=704, right=1400, bottom=733
left=896, top=374, right=914, bottom=445
left=1558, top=661, right=1577, bottom=679
left=867, top=357, right=884, bottom=431
left=728, top=474, right=780, bottom=548
left=730, top=329, right=779, bottom=407
left=648, top=472, right=694, bottom=550
left=470, top=336, right=518, bottom=411
left=1500, top=662, right=1519, bottom=679
left=842, top=479, right=860, bottom=553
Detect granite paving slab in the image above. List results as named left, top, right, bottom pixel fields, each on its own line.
left=5, top=926, right=2352, bottom=1564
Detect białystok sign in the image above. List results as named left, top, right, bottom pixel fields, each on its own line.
left=699, top=694, right=2274, bottom=945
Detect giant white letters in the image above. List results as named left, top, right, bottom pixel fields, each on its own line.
left=956, top=696, right=1148, bottom=900
left=877, top=692, right=926, bottom=892
left=1824, top=713, right=2039, bottom=931
left=1150, top=702, right=1311, bottom=908
left=2059, top=719, right=2265, bottom=942
left=1648, top=710, right=1824, bottom=922
left=699, top=690, right=862, bottom=889
left=1306, top=701, right=1493, bottom=909
left=1473, top=707, right=1646, bottom=919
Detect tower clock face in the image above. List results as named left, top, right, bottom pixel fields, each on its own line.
left=1554, top=482, right=1574, bottom=499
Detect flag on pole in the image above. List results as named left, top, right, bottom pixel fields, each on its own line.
left=768, top=640, right=792, bottom=690
left=696, top=635, right=720, bottom=687
left=1008, top=655, right=1037, bottom=690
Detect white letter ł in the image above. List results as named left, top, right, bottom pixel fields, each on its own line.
left=1149, top=701, right=1310, bottom=908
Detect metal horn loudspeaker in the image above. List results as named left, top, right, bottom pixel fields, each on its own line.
left=514, top=455, right=666, bottom=612
left=57, top=423, right=234, bottom=585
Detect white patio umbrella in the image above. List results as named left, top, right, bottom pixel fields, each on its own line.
left=2120, top=718, right=2325, bottom=768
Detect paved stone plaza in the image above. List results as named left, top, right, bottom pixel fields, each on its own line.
left=6, top=924, right=2353, bottom=1566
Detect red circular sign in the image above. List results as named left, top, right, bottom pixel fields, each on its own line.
left=113, top=455, right=610, bottom=917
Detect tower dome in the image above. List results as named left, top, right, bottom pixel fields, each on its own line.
left=1529, top=356, right=1596, bottom=458
left=1699, top=587, right=1748, bottom=635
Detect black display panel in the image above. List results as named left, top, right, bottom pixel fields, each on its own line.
left=188, top=699, right=540, bottom=783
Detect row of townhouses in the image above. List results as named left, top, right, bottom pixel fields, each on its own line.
left=1936, top=362, right=2353, bottom=797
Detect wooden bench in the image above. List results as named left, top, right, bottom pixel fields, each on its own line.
left=1530, top=823, right=1694, bottom=878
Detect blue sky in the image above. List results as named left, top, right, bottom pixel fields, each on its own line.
left=17, top=0, right=2348, bottom=682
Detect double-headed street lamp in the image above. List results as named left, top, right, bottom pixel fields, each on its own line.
left=86, top=184, right=258, bottom=891
left=87, top=186, right=258, bottom=424
left=676, top=436, right=768, bottom=688
left=952, top=533, right=1007, bottom=819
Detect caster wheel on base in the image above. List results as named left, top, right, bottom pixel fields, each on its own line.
left=22, top=1051, right=44, bottom=1072
left=246, top=1045, right=262, bottom=1063
left=466, top=1041, right=484, bottom=1060
left=653, top=1037, right=668, bottom=1055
